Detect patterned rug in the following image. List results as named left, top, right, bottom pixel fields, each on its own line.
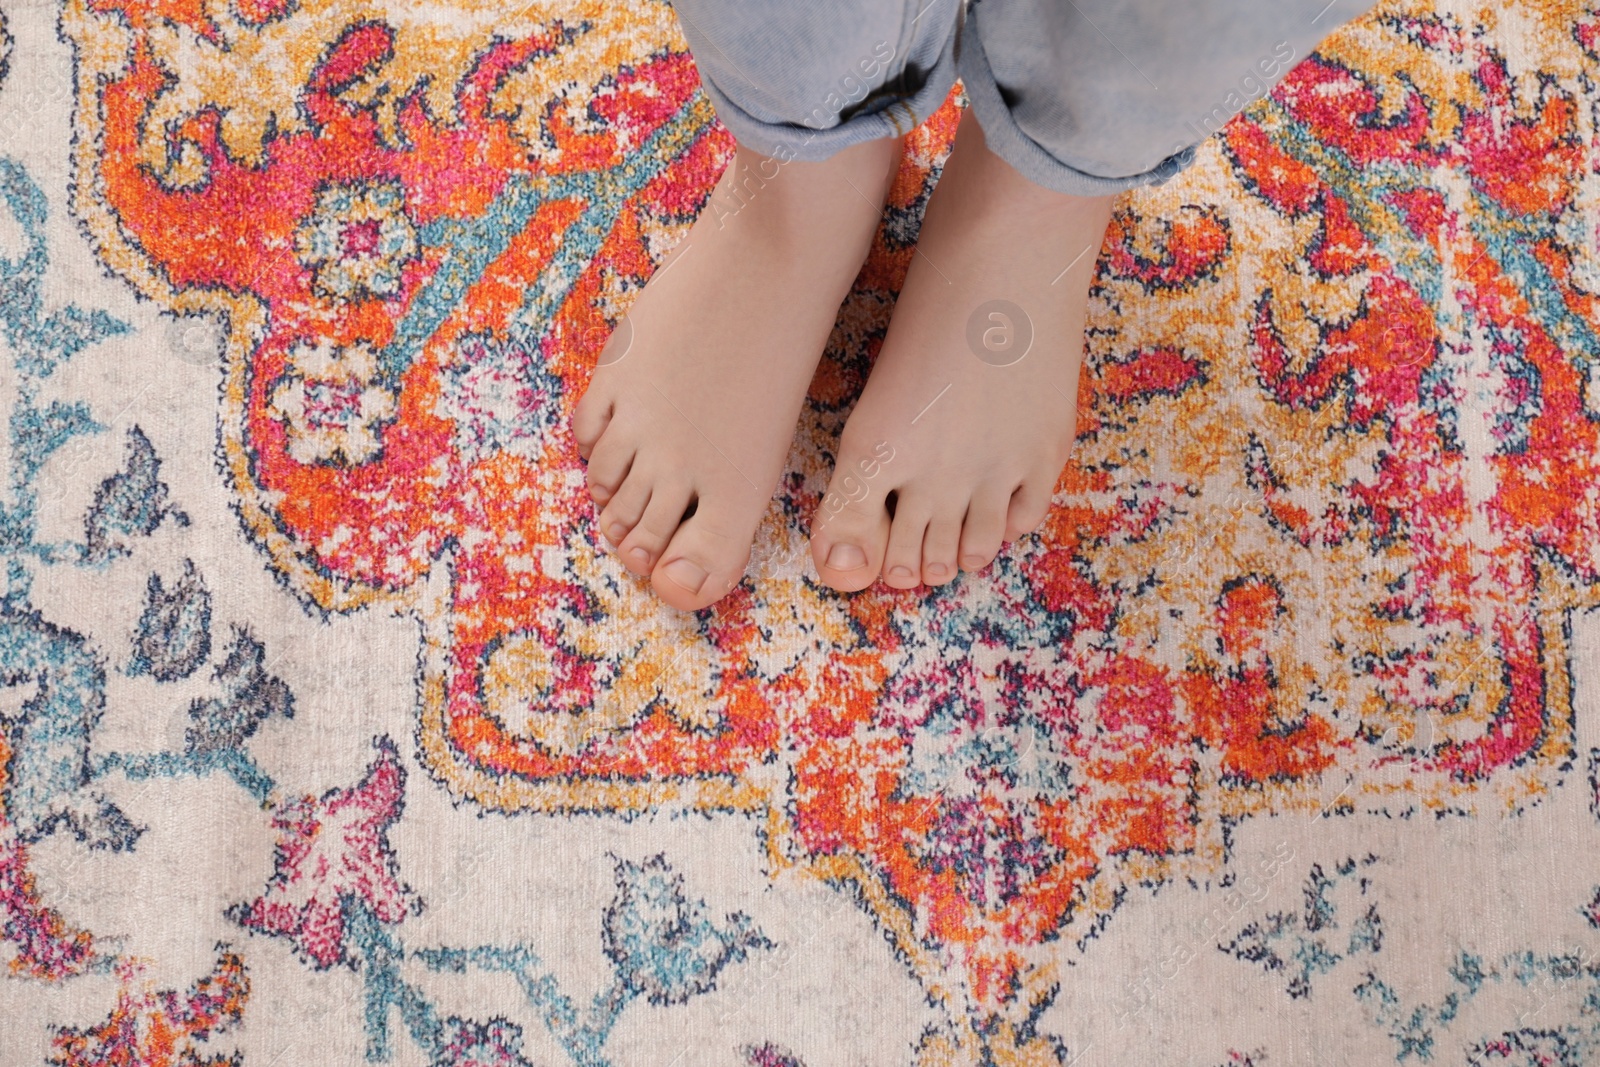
left=3, top=0, right=1599, bottom=1062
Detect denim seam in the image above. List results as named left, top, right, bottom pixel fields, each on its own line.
left=688, top=4, right=962, bottom=161
left=955, top=11, right=1198, bottom=197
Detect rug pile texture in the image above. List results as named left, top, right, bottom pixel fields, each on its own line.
left=2, top=0, right=1600, bottom=1063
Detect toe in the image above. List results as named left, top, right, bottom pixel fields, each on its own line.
left=1004, top=474, right=1056, bottom=541
left=598, top=472, right=654, bottom=550
left=651, top=495, right=755, bottom=612
left=958, top=483, right=1011, bottom=573
left=572, top=387, right=613, bottom=462
left=584, top=427, right=636, bottom=506
left=880, top=493, right=931, bottom=590
left=921, top=511, right=963, bottom=586
left=617, top=479, right=693, bottom=577
left=811, top=482, right=892, bottom=593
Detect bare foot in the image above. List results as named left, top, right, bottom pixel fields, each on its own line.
left=810, top=110, right=1115, bottom=591
left=574, top=136, right=900, bottom=611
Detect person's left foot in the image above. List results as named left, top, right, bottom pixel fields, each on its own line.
left=811, top=110, right=1115, bottom=591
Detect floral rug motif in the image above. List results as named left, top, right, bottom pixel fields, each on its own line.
left=2, top=0, right=1600, bottom=1062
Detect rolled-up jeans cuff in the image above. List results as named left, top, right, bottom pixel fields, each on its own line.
left=689, top=21, right=961, bottom=162
left=956, top=21, right=1198, bottom=198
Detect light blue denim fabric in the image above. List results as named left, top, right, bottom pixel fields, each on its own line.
left=668, top=0, right=1377, bottom=196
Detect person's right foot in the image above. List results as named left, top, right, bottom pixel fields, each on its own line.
left=573, top=136, right=901, bottom=611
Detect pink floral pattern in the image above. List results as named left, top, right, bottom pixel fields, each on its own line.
left=229, top=738, right=418, bottom=968
left=0, top=832, right=98, bottom=981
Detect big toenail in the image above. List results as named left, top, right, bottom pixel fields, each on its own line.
left=606, top=522, right=627, bottom=543
left=960, top=554, right=987, bottom=570
left=628, top=547, right=651, bottom=565
left=926, top=563, right=949, bottom=578
left=827, top=544, right=867, bottom=570
left=889, top=565, right=914, bottom=579
left=663, top=558, right=708, bottom=593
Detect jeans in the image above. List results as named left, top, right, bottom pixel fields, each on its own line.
left=668, top=0, right=1378, bottom=196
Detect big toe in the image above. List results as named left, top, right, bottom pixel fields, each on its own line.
left=810, top=483, right=892, bottom=593
left=650, top=497, right=756, bottom=612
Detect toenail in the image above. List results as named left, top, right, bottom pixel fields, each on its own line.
left=926, top=562, right=949, bottom=578
left=662, top=558, right=708, bottom=593
left=592, top=485, right=612, bottom=503
left=960, top=554, right=987, bottom=570
left=827, top=543, right=867, bottom=570
left=889, top=565, right=915, bottom=579
left=628, top=547, right=651, bottom=566
left=606, top=522, right=627, bottom=544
